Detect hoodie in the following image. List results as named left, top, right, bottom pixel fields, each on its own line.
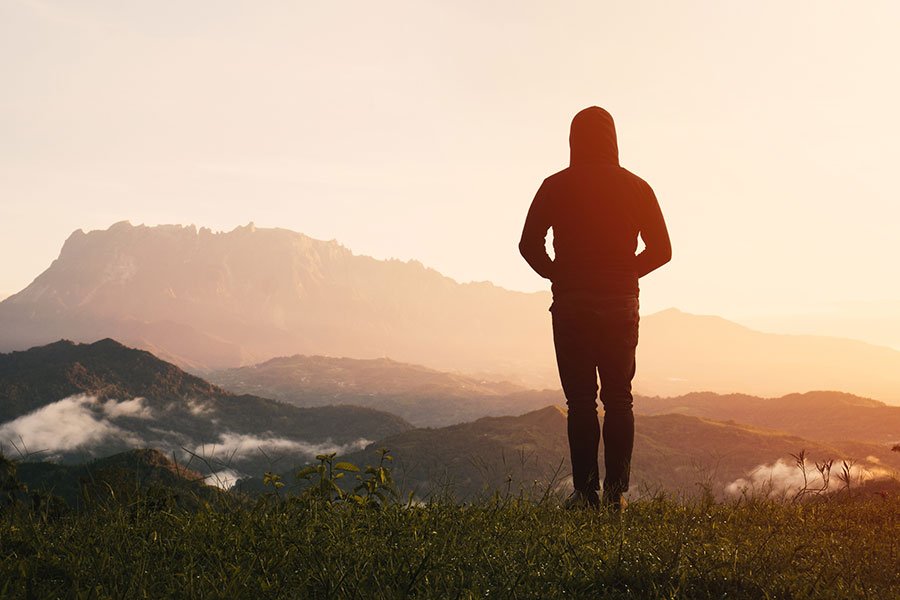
left=519, top=107, right=671, bottom=300
left=569, top=106, right=619, bottom=166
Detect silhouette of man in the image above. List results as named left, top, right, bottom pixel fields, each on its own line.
left=519, top=107, right=671, bottom=509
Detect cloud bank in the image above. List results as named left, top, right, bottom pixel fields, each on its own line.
left=206, top=469, right=242, bottom=490
left=1, top=395, right=376, bottom=488
left=194, top=433, right=372, bottom=462
left=0, top=394, right=148, bottom=456
left=725, top=456, right=894, bottom=498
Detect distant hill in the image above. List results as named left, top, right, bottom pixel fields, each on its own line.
left=327, top=407, right=900, bottom=500
left=0, top=337, right=221, bottom=422
left=636, top=390, right=900, bottom=445
left=636, top=308, right=900, bottom=401
left=13, top=448, right=223, bottom=509
left=0, top=339, right=412, bottom=476
left=208, top=355, right=551, bottom=426
left=208, top=353, right=900, bottom=443
left=212, top=354, right=522, bottom=399
left=3, top=222, right=900, bottom=399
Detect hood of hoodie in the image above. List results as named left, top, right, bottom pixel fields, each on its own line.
left=569, top=106, right=619, bottom=166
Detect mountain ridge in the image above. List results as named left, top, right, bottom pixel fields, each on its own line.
left=0, top=221, right=555, bottom=385
left=4, top=222, right=900, bottom=399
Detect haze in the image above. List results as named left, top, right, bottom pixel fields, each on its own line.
left=2, top=1, right=899, bottom=345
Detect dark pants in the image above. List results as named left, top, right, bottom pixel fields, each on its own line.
left=551, top=295, right=639, bottom=497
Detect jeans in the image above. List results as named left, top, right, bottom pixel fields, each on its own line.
left=551, top=295, right=639, bottom=497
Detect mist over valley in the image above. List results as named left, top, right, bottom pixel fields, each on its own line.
left=3, top=336, right=899, bottom=502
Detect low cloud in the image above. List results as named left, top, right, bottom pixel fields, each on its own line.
left=101, top=397, right=153, bottom=419
left=0, top=394, right=142, bottom=456
left=186, top=399, right=214, bottom=416
left=206, top=469, right=242, bottom=490
left=1, top=395, right=374, bottom=472
left=726, top=457, right=895, bottom=498
left=193, top=433, right=372, bottom=462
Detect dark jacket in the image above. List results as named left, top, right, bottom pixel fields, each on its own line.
left=519, top=107, right=671, bottom=299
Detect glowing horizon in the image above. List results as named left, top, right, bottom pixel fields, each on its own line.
left=2, top=1, right=899, bottom=341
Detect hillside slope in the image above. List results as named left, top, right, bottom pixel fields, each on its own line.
left=13, top=448, right=223, bottom=508
left=209, top=354, right=544, bottom=426
left=239, top=406, right=900, bottom=500
left=0, top=339, right=412, bottom=476
left=636, top=391, right=900, bottom=445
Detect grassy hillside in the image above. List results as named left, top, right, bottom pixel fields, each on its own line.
left=2, top=491, right=897, bottom=599
left=3, top=406, right=898, bottom=598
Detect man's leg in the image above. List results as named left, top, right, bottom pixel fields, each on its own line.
left=552, top=308, right=601, bottom=494
left=596, top=299, right=639, bottom=502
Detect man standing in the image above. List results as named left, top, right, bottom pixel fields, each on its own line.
left=519, top=107, right=671, bottom=510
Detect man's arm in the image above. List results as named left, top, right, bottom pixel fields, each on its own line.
left=634, top=182, right=672, bottom=278
left=518, top=180, right=555, bottom=280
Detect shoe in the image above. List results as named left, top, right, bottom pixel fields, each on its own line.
left=563, top=489, right=600, bottom=510
left=602, top=492, right=628, bottom=513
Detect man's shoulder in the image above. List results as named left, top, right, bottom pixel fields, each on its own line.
left=617, top=166, right=652, bottom=189
left=541, top=165, right=654, bottom=197
left=542, top=167, right=571, bottom=184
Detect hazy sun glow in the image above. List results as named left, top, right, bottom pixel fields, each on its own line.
left=2, top=1, right=899, bottom=346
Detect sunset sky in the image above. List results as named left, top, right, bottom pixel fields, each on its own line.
left=2, top=1, right=899, bottom=344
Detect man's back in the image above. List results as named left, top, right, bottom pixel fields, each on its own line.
left=518, top=108, right=670, bottom=300
left=525, top=165, right=665, bottom=298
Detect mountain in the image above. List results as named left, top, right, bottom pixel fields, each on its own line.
left=325, top=407, right=900, bottom=500
left=739, top=302, right=900, bottom=353
left=0, top=221, right=555, bottom=386
left=208, top=355, right=554, bottom=426
left=635, top=391, right=900, bottom=445
left=3, top=222, right=900, bottom=400
left=0, top=339, right=412, bottom=477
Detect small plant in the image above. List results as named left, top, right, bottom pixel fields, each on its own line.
left=262, top=471, right=285, bottom=498
left=295, top=452, right=360, bottom=503
left=790, top=450, right=832, bottom=502
left=293, top=448, right=401, bottom=507
left=0, top=454, right=27, bottom=511
left=352, top=448, right=399, bottom=507
left=836, top=459, right=856, bottom=493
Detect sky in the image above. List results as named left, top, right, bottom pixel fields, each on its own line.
left=2, top=1, right=899, bottom=341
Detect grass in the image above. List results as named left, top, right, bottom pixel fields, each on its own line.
left=2, top=490, right=898, bottom=599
